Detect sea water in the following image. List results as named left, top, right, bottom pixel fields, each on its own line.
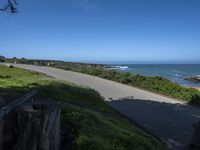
left=110, top=64, right=200, bottom=87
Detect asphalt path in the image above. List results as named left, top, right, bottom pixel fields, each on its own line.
left=3, top=63, right=200, bottom=149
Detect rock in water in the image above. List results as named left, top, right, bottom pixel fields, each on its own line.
left=184, top=76, right=200, bottom=82
left=15, top=101, right=60, bottom=150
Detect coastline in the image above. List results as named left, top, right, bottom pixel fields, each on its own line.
left=194, top=87, right=200, bottom=91
left=187, top=86, right=200, bottom=91
left=109, top=64, right=200, bottom=87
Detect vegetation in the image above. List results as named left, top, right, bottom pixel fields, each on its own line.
left=52, top=63, right=200, bottom=105
left=0, top=65, right=167, bottom=150
left=3, top=58, right=200, bottom=105
left=0, top=55, right=5, bottom=62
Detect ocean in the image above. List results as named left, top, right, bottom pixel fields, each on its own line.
left=109, top=64, right=200, bottom=87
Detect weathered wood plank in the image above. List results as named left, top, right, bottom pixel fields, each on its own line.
left=15, top=101, right=60, bottom=150
left=0, top=90, right=37, bottom=119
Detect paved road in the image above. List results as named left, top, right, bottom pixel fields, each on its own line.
left=4, top=64, right=200, bottom=149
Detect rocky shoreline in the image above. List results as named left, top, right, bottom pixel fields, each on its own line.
left=184, top=75, right=200, bottom=83
left=186, top=86, right=200, bottom=91
left=194, top=87, right=200, bottom=91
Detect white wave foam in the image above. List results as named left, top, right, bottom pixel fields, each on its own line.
left=109, top=66, right=129, bottom=70
left=116, top=66, right=128, bottom=69
left=175, top=74, right=180, bottom=77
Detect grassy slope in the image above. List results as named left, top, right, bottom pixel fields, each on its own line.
left=0, top=65, right=167, bottom=150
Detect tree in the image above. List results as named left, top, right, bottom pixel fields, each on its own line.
left=0, top=55, right=5, bottom=62
left=0, top=55, right=5, bottom=59
left=0, top=0, right=18, bottom=13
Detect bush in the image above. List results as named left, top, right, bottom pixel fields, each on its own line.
left=0, top=59, right=4, bottom=62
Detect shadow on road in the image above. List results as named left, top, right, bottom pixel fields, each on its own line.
left=108, top=97, right=200, bottom=150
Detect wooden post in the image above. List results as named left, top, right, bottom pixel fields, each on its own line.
left=15, top=101, right=60, bottom=150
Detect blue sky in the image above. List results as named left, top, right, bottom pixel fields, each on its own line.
left=0, top=0, right=200, bottom=63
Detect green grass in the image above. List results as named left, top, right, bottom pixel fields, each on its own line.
left=0, top=65, right=167, bottom=150
left=0, top=65, right=48, bottom=101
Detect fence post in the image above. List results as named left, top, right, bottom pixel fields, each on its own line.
left=15, top=101, right=60, bottom=150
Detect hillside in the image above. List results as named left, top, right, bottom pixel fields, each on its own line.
left=0, top=65, right=167, bottom=150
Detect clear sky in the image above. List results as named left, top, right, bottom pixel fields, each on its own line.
left=0, top=0, right=200, bottom=64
